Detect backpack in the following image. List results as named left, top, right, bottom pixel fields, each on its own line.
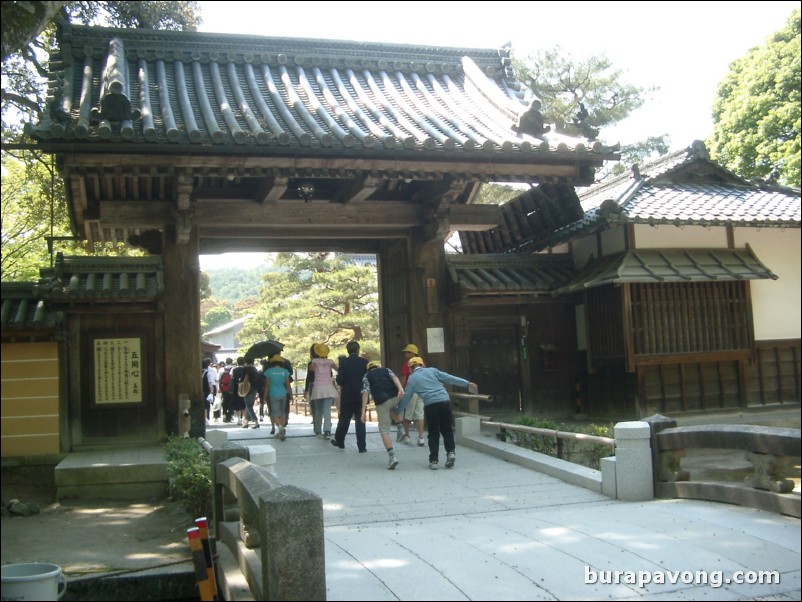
left=237, top=373, right=251, bottom=397
left=202, top=369, right=211, bottom=396
left=220, top=368, right=232, bottom=393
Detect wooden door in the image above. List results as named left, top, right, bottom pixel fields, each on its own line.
left=468, top=325, right=522, bottom=414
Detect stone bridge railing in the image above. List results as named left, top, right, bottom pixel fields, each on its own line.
left=202, top=440, right=326, bottom=601
left=644, top=414, right=801, bottom=518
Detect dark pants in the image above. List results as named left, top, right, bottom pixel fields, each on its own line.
left=334, top=397, right=366, bottom=451
left=424, top=401, right=455, bottom=463
left=221, top=391, right=234, bottom=422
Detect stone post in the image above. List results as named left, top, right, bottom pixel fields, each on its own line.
left=613, top=421, right=654, bottom=501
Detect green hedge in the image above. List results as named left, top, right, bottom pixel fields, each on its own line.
left=505, top=417, right=614, bottom=470
left=165, top=436, right=212, bottom=519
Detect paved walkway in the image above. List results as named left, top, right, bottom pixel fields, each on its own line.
left=221, top=417, right=801, bottom=601
left=2, top=413, right=799, bottom=601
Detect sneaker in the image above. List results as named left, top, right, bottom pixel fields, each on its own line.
left=446, top=451, right=455, bottom=468
left=396, top=429, right=404, bottom=442
left=388, top=456, right=399, bottom=470
left=417, top=439, right=425, bottom=447
left=399, top=433, right=410, bottom=444
left=429, top=460, right=438, bottom=470
left=241, top=421, right=249, bottom=428
left=323, top=431, right=331, bottom=439
left=279, top=427, right=286, bottom=441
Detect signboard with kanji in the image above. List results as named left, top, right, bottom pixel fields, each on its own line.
left=94, top=337, right=143, bottom=404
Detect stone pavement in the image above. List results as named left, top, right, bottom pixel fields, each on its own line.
left=2, top=412, right=799, bottom=601
left=223, top=416, right=801, bottom=601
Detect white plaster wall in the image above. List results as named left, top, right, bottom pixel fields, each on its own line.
left=600, top=226, right=626, bottom=255
left=571, top=235, right=598, bottom=269
left=735, top=227, right=801, bottom=341
left=633, top=224, right=728, bottom=247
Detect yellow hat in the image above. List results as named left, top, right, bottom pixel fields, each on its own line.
left=408, top=356, right=424, bottom=368
left=313, top=343, right=329, bottom=358
left=402, top=344, right=419, bottom=354
left=269, top=354, right=284, bottom=364
left=367, top=360, right=381, bottom=370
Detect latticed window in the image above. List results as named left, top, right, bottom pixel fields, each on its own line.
left=630, top=281, right=751, bottom=355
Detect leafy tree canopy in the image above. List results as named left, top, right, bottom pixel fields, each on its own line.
left=1, top=149, right=144, bottom=279
left=236, top=253, right=380, bottom=369
left=201, top=305, right=232, bottom=334
left=709, top=9, right=801, bottom=187
left=512, top=47, right=661, bottom=145
left=1, top=2, right=200, bottom=278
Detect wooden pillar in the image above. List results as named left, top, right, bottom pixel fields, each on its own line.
left=409, top=230, right=453, bottom=372
left=162, top=225, right=202, bottom=436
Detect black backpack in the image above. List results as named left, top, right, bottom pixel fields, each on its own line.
left=202, top=369, right=211, bottom=396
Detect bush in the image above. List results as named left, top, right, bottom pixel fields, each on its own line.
left=165, top=436, right=212, bottom=519
left=506, top=417, right=559, bottom=455
left=506, top=417, right=614, bottom=470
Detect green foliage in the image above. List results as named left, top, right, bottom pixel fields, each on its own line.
left=2, top=148, right=146, bottom=280
left=202, top=305, right=232, bottom=333
left=2, top=2, right=202, bottom=273
left=205, top=266, right=271, bottom=304
left=512, top=47, right=657, bottom=138
left=606, top=136, right=673, bottom=178
left=165, top=435, right=211, bottom=519
left=199, top=271, right=211, bottom=301
left=709, top=9, right=801, bottom=187
left=241, top=253, right=380, bottom=368
left=474, top=182, right=528, bottom=205
left=505, top=417, right=614, bottom=470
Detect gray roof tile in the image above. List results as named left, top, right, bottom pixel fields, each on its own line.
left=446, top=253, right=575, bottom=297
left=555, top=247, right=777, bottom=294
left=28, top=25, right=616, bottom=163
left=33, top=254, right=164, bottom=302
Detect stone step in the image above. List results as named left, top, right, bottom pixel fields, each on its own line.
left=55, top=445, right=168, bottom=501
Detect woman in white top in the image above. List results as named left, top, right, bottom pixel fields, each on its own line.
left=308, top=343, right=338, bottom=439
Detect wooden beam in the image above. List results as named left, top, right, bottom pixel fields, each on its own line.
left=101, top=199, right=422, bottom=228
left=444, top=204, right=500, bottom=231
left=98, top=199, right=499, bottom=234
left=258, top=176, right=289, bottom=204
left=335, top=175, right=381, bottom=204
left=63, top=153, right=583, bottom=179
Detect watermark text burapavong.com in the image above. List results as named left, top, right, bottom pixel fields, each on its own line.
left=585, top=567, right=780, bottom=589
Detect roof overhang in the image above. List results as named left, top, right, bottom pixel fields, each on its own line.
left=556, top=246, right=778, bottom=294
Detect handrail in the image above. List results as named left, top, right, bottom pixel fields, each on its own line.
left=483, top=420, right=616, bottom=447
left=451, top=392, right=494, bottom=402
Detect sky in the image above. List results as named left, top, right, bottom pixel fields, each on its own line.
left=196, top=1, right=798, bottom=270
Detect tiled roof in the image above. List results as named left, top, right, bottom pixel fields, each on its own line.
left=0, top=283, right=61, bottom=331
left=458, top=181, right=585, bottom=254
left=555, top=247, right=777, bottom=294
left=28, top=24, right=616, bottom=164
left=526, top=142, right=802, bottom=251
left=2, top=255, right=164, bottom=332
left=446, top=253, right=575, bottom=298
left=33, top=254, right=164, bottom=302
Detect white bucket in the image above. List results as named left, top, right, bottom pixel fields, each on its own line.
left=1, top=563, right=67, bottom=601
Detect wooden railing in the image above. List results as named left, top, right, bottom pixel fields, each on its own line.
left=485, top=420, right=616, bottom=463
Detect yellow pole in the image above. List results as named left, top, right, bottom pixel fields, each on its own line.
left=195, top=517, right=219, bottom=597
left=187, top=527, right=217, bottom=601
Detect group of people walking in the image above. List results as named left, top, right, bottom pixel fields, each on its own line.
left=203, top=340, right=478, bottom=468
left=203, top=355, right=293, bottom=439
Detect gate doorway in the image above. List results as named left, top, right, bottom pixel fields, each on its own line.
left=469, top=324, right=522, bottom=415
